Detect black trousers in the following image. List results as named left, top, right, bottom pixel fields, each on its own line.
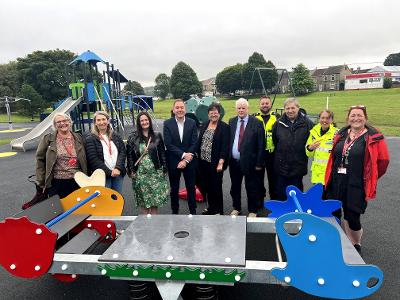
left=168, top=166, right=197, bottom=214
left=332, top=207, right=362, bottom=231
left=275, top=175, right=304, bottom=201
left=198, top=160, right=224, bottom=214
left=258, top=151, right=277, bottom=202
left=229, top=159, right=259, bottom=213
left=49, top=178, right=80, bottom=199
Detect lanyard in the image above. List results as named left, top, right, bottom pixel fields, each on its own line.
left=58, top=134, right=75, bottom=157
left=341, top=129, right=365, bottom=165
left=100, top=134, right=112, bottom=155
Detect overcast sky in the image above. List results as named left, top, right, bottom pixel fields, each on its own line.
left=1, top=0, right=399, bottom=86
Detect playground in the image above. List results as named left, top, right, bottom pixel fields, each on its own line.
left=0, top=51, right=399, bottom=300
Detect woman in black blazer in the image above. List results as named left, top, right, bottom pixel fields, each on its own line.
left=197, top=103, right=230, bottom=215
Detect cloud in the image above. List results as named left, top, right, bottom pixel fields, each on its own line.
left=1, top=0, right=399, bottom=86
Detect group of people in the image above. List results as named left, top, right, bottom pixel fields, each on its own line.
left=36, top=96, right=390, bottom=254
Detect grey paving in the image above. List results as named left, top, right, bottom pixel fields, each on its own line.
left=0, top=126, right=399, bottom=299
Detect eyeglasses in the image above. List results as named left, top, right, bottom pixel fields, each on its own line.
left=350, top=105, right=366, bottom=109
left=56, top=120, right=70, bottom=125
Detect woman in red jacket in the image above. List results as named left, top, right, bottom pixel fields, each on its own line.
left=325, top=105, right=389, bottom=255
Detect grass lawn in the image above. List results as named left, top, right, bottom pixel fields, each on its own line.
left=0, top=138, right=13, bottom=146
left=0, top=114, right=38, bottom=123
left=154, top=88, right=400, bottom=136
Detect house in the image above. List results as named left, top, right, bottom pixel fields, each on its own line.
left=275, top=70, right=290, bottom=94
left=369, top=66, right=400, bottom=83
left=201, top=77, right=217, bottom=96
left=311, top=65, right=352, bottom=91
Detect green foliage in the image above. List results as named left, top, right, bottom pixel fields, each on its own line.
left=384, top=52, right=400, bottom=66
left=124, top=80, right=145, bottom=95
left=154, top=73, right=170, bottom=99
left=16, top=49, right=76, bottom=103
left=0, top=62, right=19, bottom=96
left=383, top=77, right=392, bottom=89
left=290, top=63, right=314, bottom=96
left=242, top=52, right=278, bottom=92
left=215, top=64, right=243, bottom=94
left=17, top=84, right=46, bottom=116
left=170, top=61, right=202, bottom=100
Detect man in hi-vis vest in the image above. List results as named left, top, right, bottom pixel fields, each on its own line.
left=255, top=96, right=277, bottom=204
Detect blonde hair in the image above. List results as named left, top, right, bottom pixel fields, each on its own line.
left=92, top=111, right=113, bottom=139
left=283, top=97, right=300, bottom=108
left=52, top=113, right=72, bottom=131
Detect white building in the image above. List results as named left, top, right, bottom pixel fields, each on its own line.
left=345, top=65, right=400, bottom=90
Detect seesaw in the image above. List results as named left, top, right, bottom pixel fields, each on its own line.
left=0, top=170, right=382, bottom=300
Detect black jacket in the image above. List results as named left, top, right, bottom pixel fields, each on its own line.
left=196, top=120, right=230, bottom=170
left=229, top=115, right=265, bottom=175
left=272, top=113, right=314, bottom=178
left=163, top=117, right=198, bottom=170
left=126, top=131, right=167, bottom=174
left=84, top=132, right=126, bottom=177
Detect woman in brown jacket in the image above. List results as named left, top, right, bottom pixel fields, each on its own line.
left=36, top=113, right=87, bottom=199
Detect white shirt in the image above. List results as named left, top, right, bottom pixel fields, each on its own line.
left=100, top=134, right=118, bottom=170
left=175, top=116, right=185, bottom=142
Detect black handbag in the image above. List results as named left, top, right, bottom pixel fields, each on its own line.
left=21, top=175, right=49, bottom=210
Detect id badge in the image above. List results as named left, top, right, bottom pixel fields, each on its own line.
left=338, top=167, right=347, bottom=174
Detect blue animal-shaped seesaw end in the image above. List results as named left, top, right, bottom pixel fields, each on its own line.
left=265, top=183, right=342, bottom=218
left=272, top=212, right=383, bottom=299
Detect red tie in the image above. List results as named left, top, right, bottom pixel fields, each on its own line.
left=238, top=119, right=245, bottom=152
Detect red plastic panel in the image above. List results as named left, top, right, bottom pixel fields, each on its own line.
left=0, top=217, right=57, bottom=278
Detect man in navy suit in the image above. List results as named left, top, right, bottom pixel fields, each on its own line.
left=163, top=99, right=198, bottom=214
left=229, top=98, right=265, bottom=217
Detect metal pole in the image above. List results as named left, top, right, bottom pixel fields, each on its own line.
left=5, top=96, right=12, bottom=130
left=46, top=191, right=100, bottom=228
left=288, top=190, right=303, bottom=213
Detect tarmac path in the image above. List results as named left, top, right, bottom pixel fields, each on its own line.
left=0, top=123, right=399, bottom=299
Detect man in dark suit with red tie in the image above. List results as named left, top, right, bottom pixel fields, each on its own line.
left=163, top=99, right=198, bottom=215
left=229, top=98, right=265, bottom=217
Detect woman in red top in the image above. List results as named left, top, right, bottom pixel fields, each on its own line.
left=325, top=105, right=389, bottom=255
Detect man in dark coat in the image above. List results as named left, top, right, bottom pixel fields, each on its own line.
left=272, top=97, right=314, bottom=200
left=163, top=99, right=198, bottom=214
left=229, top=98, right=265, bottom=217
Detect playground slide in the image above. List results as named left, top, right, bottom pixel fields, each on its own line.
left=10, top=97, right=82, bottom=151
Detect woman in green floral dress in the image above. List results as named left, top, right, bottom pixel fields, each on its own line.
left=126, top=112, right=169, bottom=214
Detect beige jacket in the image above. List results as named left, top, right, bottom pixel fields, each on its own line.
left=36, top=132, right=87, bottom=188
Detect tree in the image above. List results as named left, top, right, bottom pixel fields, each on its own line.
left=124, top=80, right=145, bottom=95
left=170, top=61, right=202, bottom=100
left=242, top=52, right=278, bottom=93
left=384, top=52, right=400, bottom=66
left=16, top=49, right=76, bottom=103
left=17, top=84, right=46, bottom=116
left=383, top=77, right=392, bottom=89
left=290, top=63, right=314, bottom=96
left=0, top=62, right=19, bottom=96
left=215, top=64, right=243, bottom=94
left=154, top=73, right=170, bottom=99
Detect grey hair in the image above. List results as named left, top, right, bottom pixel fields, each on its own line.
left=283, top=97, right=300, bottom=108
left=235, top=98, right=249, bottom=108
left=52, top=113, right=72, bottom=131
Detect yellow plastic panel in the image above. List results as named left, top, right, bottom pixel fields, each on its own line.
left=60, top=186, right=124, bottom=216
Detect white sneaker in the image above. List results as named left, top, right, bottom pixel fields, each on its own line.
left=248, top=213, right=257, bottom=218
left=230, top=209, right=240, bottom=216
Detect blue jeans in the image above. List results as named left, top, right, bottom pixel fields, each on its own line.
left=106, top=175, right=124, bottom=194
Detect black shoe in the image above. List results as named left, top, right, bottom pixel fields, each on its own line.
left=202, top=208, right=213, bottom=215
left=354, top=244, right=362, bottom=256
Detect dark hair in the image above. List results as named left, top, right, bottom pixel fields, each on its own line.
left=260, top=96, right=271, bottom=101
left=347, top=105, right=368, bottom=119
left=136, top=111, right=155, bottom=141
left=208, top=102, right=222, bottom=113
left=319, top=109, right=334, bottom=120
